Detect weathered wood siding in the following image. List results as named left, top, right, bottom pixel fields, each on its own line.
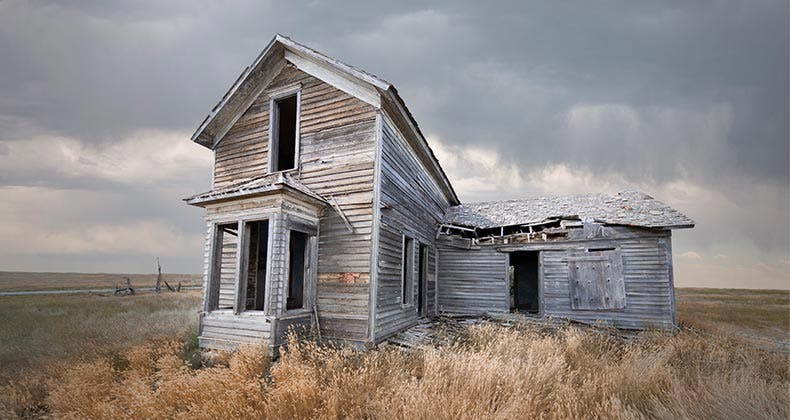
left=218, top=233, right=237, bottom=308
left=540, top=231, right=675, bottom=330
left=199, top=311, right=272, bottom=350
left=199, top=199, right=289, bottom=349
left=435, top=226, right=676, bottom=330
left=436, top=239, right=509, bottom=315
left=213, top=63, right=375, bottom=190
left=373, top=115, right=451, bottom=341
left=205, top=63, right=377, bottom=344
left=427, top=246, right=437, bottom=315
left=317, top=282, right=369, bottom=340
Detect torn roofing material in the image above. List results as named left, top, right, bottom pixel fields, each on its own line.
left=443, top=191, right=695, bottom=230
left=184, top=172, right=327, bottom=206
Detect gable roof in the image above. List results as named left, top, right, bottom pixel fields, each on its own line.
left=191, top=34, right=459, bottom=205
left=443, top=191, right=695, bottom=230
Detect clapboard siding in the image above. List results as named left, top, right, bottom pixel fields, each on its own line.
left=200, top=311, right=271, bottom=346
left=316, top=282, right=369, bottom=340
left=201, top=64, right=377, bottom=348
left=373, top=115, right=452, bottom=341
left=427, top=246, right=437, bottom=315
left=218, top=231, right=237, bottom=308
left=213, top=64, right=375, bottom=189
left=436, top=240, right=509, bottom=315
left=262, top=213, right=287, bottom=315
left=435, top=228, right=676, bottom=330
left=540, top=233, right=675, bottom=329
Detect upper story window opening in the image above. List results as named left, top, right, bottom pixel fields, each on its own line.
left=269, top=91, right=300, bottom=172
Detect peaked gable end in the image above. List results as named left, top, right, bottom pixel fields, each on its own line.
left=213, top=64, right=377, bottom=189
left=192, top=34, right=459, bottom=205
left=193, top=35, right=387, bottom=149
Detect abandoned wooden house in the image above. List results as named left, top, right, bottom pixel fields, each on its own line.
left=186, top=34, right=694, bottom=351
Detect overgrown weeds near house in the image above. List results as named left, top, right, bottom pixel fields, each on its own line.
left=1, top=320, right=787, bottom=419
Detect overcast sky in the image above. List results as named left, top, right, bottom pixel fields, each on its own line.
left=0, top=1, right=787, bottom=288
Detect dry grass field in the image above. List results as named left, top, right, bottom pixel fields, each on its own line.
left=0, top=280, right=787, bottom=419
left=0, top=290, right=202, bottom=382
left=0, top=271, right=202, bottom=292
left=677, top=288, right=789, bottom=342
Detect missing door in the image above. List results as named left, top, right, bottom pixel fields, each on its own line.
left=510, top=251, right=540, bottom=314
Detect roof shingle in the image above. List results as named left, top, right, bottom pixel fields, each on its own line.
left=443, top=191, right=694, bottom=230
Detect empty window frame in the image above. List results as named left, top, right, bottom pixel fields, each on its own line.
left=269, top=92, right=300, bottom=172
left=417, top=243, right=428, bottom=315
left=207, top=223, right=239, bottom=311
left=286, top=230, right=309, bottom=310
left=401, top=236, right=415, bottom=305
left=244, top=220, right=269, bottom=311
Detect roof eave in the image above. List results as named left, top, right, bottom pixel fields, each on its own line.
left=275, top=34, right=391, bottom=91
left=658, top=223, right=695, bottom=230
left=381, top=87, right=460, bottom=206
left=191, top=35, right=281, bottom=149
left=191, top=34, right=394, bottom=150
left=184, top=183, right=328, bottom=208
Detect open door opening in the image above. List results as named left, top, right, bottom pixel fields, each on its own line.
left=510, top=251, right=540, bottom=314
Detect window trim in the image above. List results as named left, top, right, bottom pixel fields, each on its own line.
left=206, top=216, right=273, bottom=316
left=242, top=219, right=272, bottom=314
left=417, top=242, right=429, bottom=315
left=283, top=219, right=318, bottom=315
left=267, top=84, right=302, bottom=174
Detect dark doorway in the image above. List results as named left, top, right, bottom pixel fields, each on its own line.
left=417, top=244, right=428, bottom=316
left=245, top=220, right=269, bottom=311
left=287, top=230, right=308, bottom=310
left=510, top=251, right=540, bottom=313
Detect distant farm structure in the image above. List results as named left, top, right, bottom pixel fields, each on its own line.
left=186, top=34, right=694, bottom=352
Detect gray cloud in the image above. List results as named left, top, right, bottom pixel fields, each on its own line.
left=0, top=0, right=787, bottom=286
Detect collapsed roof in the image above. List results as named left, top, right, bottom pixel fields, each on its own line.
left=443, top=191, right=695, bottom=230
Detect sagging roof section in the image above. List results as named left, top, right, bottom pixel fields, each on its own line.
left=443, top=191, right=695, bottom=230
left=184, top=172, right=327, bottom=207
left=190, top=34, right=459, bottom=206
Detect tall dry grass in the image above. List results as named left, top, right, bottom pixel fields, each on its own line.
left=2, top=320, right=787, bottom=419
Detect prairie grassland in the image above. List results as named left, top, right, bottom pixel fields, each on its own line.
left=0, top=290, right=201, bottom=381
left=0, top=287, right=787, bottom=419
left=0, top=271, right=202, bottom=292
left=676, top=288, right=789, bottom=341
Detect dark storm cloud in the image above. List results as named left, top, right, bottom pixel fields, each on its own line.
left=2, top=1, right=785, bottom=181
left=0, top=0, right=787, bottom=282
